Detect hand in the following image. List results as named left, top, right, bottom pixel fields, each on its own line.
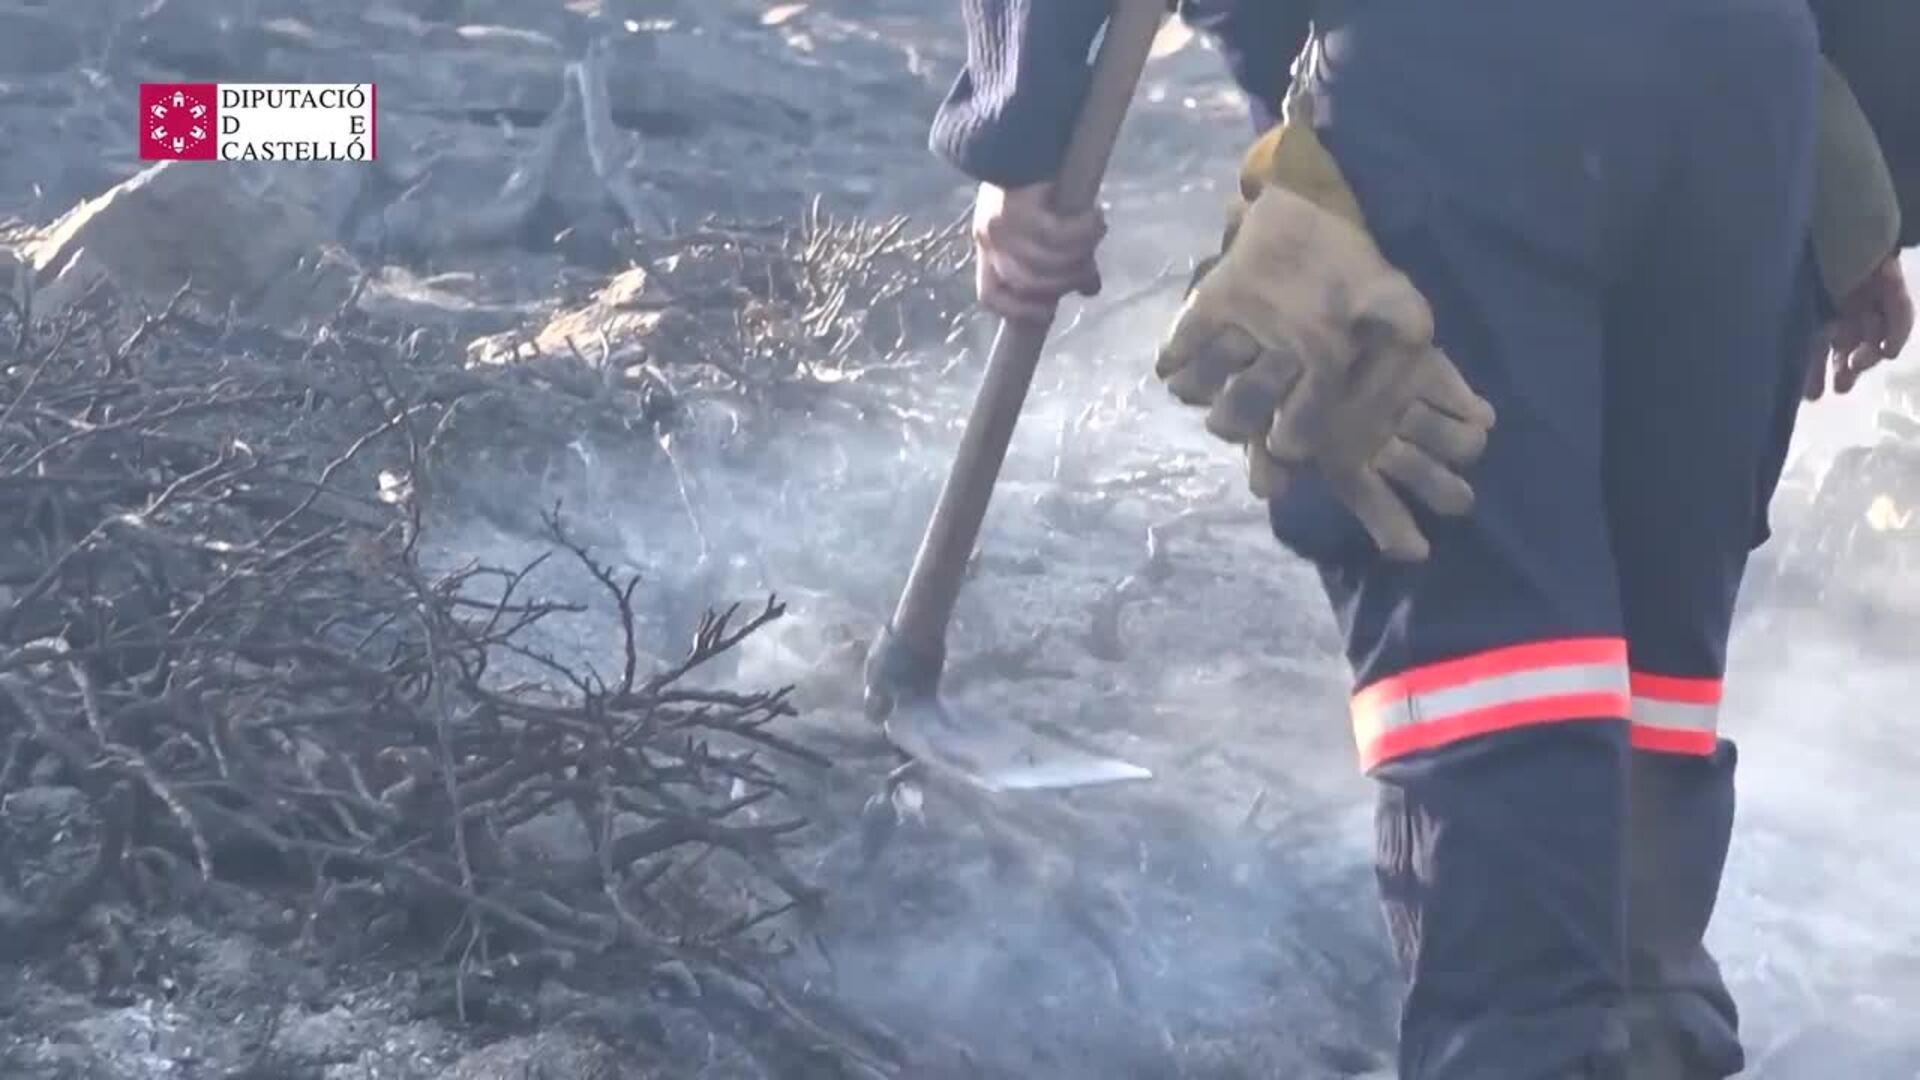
left=1806, top=255, right=1914, bottom=401
left=1156, top=184, right=1495, bottom=561
left=971, top=182, right=1105, bottom=322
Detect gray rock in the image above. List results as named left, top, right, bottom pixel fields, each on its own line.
left=0, top=9, right=83, bottom=77
left=22, top=160, right=361, bottom=321
left=502, top=807, right=595, bottom=869
left=1, top=785, right=89, bottom=828
left=433, top=1031, right=642, bottom=1080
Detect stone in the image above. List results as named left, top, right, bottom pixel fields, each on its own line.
left=0, top=9, right=83, bottom=77
left=22, top=160, right=359, bottom=321
left=433, top=1031, right=642, bottom=1080
left=529, top=266, right=669, bottom=358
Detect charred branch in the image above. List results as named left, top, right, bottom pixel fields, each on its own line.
left=0, top=288, right=870, bottom=1065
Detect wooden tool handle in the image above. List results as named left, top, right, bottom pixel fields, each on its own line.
left=1050, top=1, right=1167, bottom=213
left=887, top=0, right=1165, bottom=658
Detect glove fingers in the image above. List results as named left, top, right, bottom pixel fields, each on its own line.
left=1414, top=346, right=1497, bottom=428
left=1326, top=467, right=1431, bottom=562
left=1397, top=398, right=1491, bottom=470
left=1346, top=337, right=1423, bottom=404
left=1245, top=441, right=1297, bottom=500
left=1186, top=252, right=1222, bottom=294
left=1350, top=274, right=1435, bottom=351
left=1206, top=353, right=1304, bottom=444
left=1374, top=436, right=1475, bottom=517
left=1263, top=336, right=1406, bottom=462
left=1155, top=291, right=1211, bottom=380
left=1160, top=319, right=1263, bottom=405
left=1260, top=337, right=1353, bottom=461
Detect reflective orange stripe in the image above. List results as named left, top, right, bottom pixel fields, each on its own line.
left=1629, top=672, right=1720, bottom=755
left=1351, top=637, right=1631, bottom=771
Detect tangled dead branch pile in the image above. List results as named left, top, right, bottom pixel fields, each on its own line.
left=493, top=204, right=972, bottom=405
left=0, top=286, right=896, bottom=1066
left=732, top=200, right=974, bottom=380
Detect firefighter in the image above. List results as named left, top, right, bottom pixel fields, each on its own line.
left=932, top=1, right=1915, bottom=1077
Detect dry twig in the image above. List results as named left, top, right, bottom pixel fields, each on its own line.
left=0, top=289, right=881, bottom=1070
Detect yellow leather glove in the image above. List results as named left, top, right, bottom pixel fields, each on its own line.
left=1813, top=55, right=1902, bottom=303
left=1156, top=89, right=1495, bottom=562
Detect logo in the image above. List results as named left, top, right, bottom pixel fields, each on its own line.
left=137, top=83, right=374, bottom=163
left=140, top=83, right=218, bottom=161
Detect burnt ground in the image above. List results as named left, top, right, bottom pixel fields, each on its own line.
left=2, top=1, right=1919, bottom=1077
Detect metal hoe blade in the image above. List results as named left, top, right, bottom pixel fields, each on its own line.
left=863, top=0, right=1167, bottom=794
left=884, top=695, right=1152, bottom=794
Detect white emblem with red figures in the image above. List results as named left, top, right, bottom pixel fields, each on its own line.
left=147, top=93, right=210, bottom=156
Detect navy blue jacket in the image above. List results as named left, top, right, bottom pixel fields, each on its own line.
left=929, top=0, right=1310, bottom=187
left=932, top=1, right=1917, bottom=248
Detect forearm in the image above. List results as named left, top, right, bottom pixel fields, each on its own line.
left=929, top=0, right=1111, bottom=186
left=1812, top=0, right=1920, bottom=248
left=1813, top=56, right=1902, bottom=300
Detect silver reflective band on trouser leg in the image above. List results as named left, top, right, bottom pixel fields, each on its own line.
left=1628, top=673, right=1721, bottom=755
left=1350, top=638, right=1634, bottom=771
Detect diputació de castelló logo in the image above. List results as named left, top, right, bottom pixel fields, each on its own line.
left=140, top=83, right=218, bottom=161
left=139, top=83, right=376, bottom=162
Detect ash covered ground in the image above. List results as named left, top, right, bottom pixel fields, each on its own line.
left=1, top=2, right=1917, bottom=1077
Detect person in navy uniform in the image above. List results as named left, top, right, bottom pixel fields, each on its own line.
left=930, top=2, right=1917, bottom=1076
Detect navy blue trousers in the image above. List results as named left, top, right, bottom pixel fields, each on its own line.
left=1263, top=1, right=1823, bottom=1075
